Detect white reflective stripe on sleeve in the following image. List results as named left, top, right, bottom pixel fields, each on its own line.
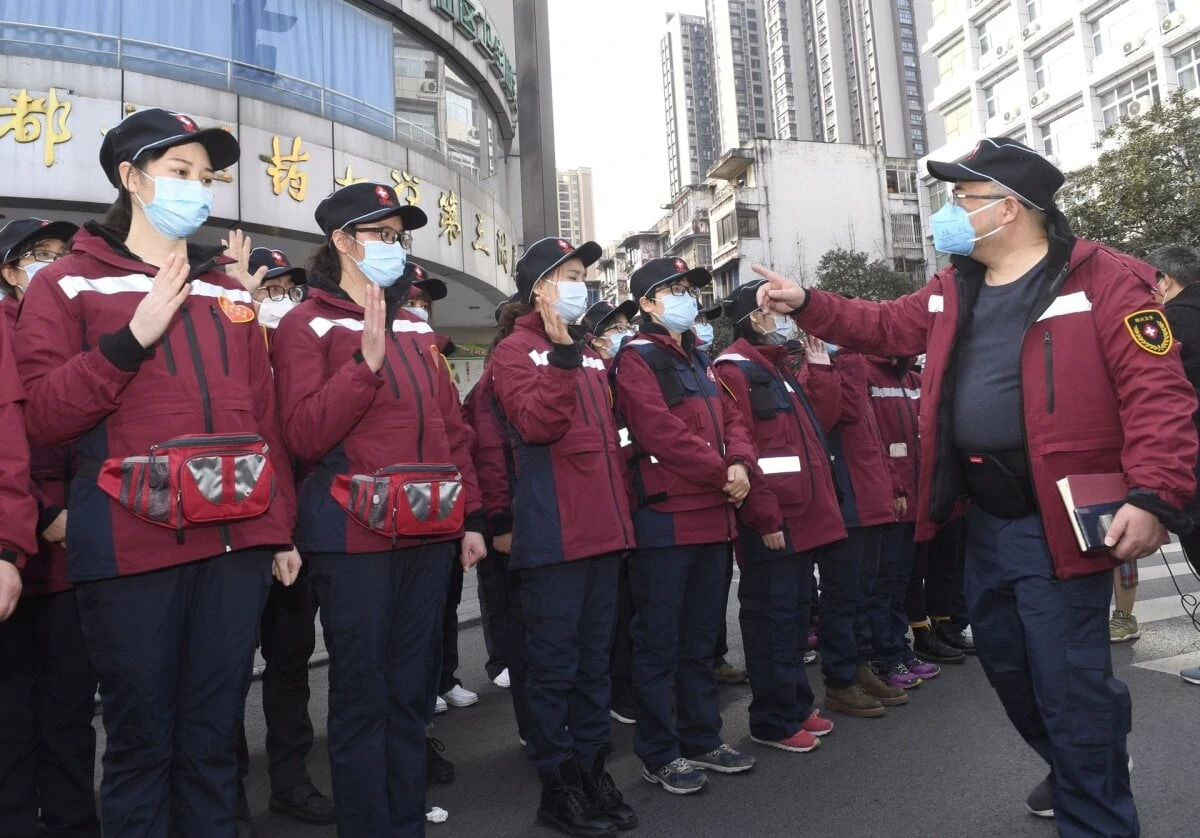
left=619, top=428, right=631, bottom=447
left=784, top=381, right=794, bottom=393
left=928, top=294, right=944, bottom=313
left=529, top=349, right=549, bottom=366
left=582, top=356, right=606, bottom=370
left=904, top=388, right=921, bottom=399
left=649, top=455, right=660, bottom=464
left=869, top=386, right=905, bottom=398
left=627, top=339, right=653, bottom=346
left=758, top=455, right=803, bottom=474
left=392, top=319, right=433, bottom=333
left=715, top=353, right=751, bottom=363
left=309, top=317, right=364, bottom=337
left=1035, top=291, right=1092, bottom=322
left=57, top=274, right=253, bottom=304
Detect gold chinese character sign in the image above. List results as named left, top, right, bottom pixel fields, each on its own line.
left=471, top=214, right=491, bottom=256
left=438, top=191, right=462, bottom=244
left=390, top=169, right=421, bottom=206
left=0, top=88, right=72, bottom=167
left=260, top=135, right=309, bottom=201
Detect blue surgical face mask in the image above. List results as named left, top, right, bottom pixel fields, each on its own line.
left=354, top=240, right=407, bottom=288
left=402, top=305, right=429, bottom=322
left=549, top=280, right=588, bottom=323
left=824, top=342, right=839, bottom=355
left=15, top=260, right=50, bottom=293
left=930, top=199, right=1006, bottom=256
left=763, top=314, right=797, bottom=346
left=694, top=322, right=715, bottom=348
left=607, top=329, right=633, bottom=354
left=136, top=173, right=213, bottom=240
left=657, top=293, right=699, bottom=333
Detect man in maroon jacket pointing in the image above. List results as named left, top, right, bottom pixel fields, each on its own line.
left=756, top=138, right=1197, bottom=838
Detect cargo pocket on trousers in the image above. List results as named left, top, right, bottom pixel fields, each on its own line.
left=1065, top=643, right=1117, bottom=746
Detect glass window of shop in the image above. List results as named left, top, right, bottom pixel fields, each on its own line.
left=0, top=0, right=501, bottom=182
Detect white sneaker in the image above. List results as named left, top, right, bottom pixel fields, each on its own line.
left=962, top=625, right=974, bottom=644
left=493, top=668, right=511, bottom=689
left=441, top=684, right=479, bottom=708
left=434, top=695, right=448, bottom=715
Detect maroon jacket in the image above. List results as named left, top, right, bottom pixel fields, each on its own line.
left=793, top=231, right=1199, bottom=579
left=491, top=313, right=634, bottom=568
left=826, top=351, right=900, bottom=529
left=271, top=277, right=482, bottom=555
left=715, top=339, right=846, bottom=561
left=612, top=326, right=757, bottom=548
left=462, top=363, right=513, bottom=536
left=0, top=308, right=37, bottom=568
left=15, top=224, right=296, bottom=583
left=4, top=298, right=75, bottom=594
left=865, top=356, right=921, bottom=524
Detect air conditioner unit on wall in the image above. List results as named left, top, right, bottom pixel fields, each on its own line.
left=1126, top=95, right=1154, bottom=117
left=1022, top=22, right=1041, bottom=39
left=1162, top=14, right=1186, bottom=34
left=1030, top=89, right=1050, bottom=107
left=1122, top=37, right=1145, bottom=56
left=419, top=80, right=438, bottom=94
left=1004, top=106, right=1023, bottom=122
left=995, top=44, right=1008, bottom=58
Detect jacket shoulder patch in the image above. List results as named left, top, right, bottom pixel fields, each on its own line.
left=1124, top=309, right=1173, bottom=356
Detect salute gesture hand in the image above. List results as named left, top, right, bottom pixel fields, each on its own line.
left=361, top=283, right=387, bottom=373
left=129, top=253, right=191, bottom=349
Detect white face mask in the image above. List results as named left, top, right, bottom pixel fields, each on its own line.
left=402, top=305, right=430, bottom=323
left=258, top=297, right=299, bottom=329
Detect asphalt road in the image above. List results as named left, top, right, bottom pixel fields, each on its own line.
left=104, top=546, right=1200, bottom=837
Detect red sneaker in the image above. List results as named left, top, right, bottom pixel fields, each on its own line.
left=751, top=730, right=821, bottom=753
left=802, top=709, right=834, bottom=737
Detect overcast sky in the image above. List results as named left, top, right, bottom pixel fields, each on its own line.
left=547, top=0, right=707, bottom=245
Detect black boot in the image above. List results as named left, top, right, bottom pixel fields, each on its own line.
left=537, top=757, right=617, bottom=837
left=582, top=753, right=638, bottom=831
left=427, top=737, right=455, bottom=784
left=935, top=621, right=977, bottom=655
left=912, top=626, right=966, bottom=664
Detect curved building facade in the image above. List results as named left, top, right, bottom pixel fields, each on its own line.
left=0, top=0, right=522, bottom=338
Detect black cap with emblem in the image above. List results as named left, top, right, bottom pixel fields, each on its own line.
left=926, top=137, right=1065, bottom=212
left=0, top=218, right=78, bottom=265
left=629, top=256, right=712, bottom=302
left=720, top=279, right=769, bottom=325
left=248, top=247, right=306, bottom=285
left=403, top=262, right=447, bottom=302
left=581, top=299, right=639, bottom=337
left=515, top=237, right=603, bottom=303
left=314, top=182, right=428, bottom=237
left=100, top=108, right=241, bottom=188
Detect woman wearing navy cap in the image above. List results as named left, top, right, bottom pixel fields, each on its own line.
left=0, top=218, right=77, bottom=306
left=491, top=237, right=637, bottom=837
left=14, top=107, right=300, bottom=837
left=270, top=181, right=487, bottom=837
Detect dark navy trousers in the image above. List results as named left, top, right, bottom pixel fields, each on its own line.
left=478, top=545, right=533, bottom=739
left=738, top=552, right=816, bottom=742
left=872, top=523, right=917, bottom=664
left=815, top=527, right=879, bottom=686
left=76, top=549, right=272, bottom=838
left=0, top=589, right=99, bottom=838
left=966, top=509, right=1137, bottom=838
left=630, top=543, right=726, bottom=770
left=310, top=544, right=454, bottom=838
left=519, top=554, right=621, bottom=778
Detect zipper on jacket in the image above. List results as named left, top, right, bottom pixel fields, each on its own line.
left=582, top=370, right=632, bottom=546
left=381, top=359, right=402, bottom=399
left=162, top=337, right=177, bottom=376
left=1043, top=331, right=1055, bottom=414
left=208, top=305, right=230, bottom=375
left=410, top=338, right=436, bottom=390
left=391, top=340, right=427, bottom=460
left=181, top=303, right=232, bottom=552
left=576, top=384, right=591, bottom=426
left=689, top=361, right=726, bottom=457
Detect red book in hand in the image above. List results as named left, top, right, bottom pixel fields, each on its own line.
left=1056, top=473, right=1127, bottom=554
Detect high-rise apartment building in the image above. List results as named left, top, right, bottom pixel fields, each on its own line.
left=662, top=13, right=720, bottom=196
left=706, top=0, right=775, bottom=152
left=556, top=167, right=596, bottom=245
left=917, top=0, right=1200, bottom=265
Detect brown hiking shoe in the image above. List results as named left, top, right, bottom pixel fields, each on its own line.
left=856, top=664, right=909, bottom=706
left=824, top=684, right=885, bottom=718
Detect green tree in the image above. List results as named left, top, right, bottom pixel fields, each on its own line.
left=1059, top=90, right=1200, bottom=258
left=814, top=248, right=916, bottom=301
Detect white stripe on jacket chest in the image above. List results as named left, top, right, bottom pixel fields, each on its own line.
left=1035, top=291, right=1091, bottom=322
left=58, top=273, right=253, bottom=303
left=528, top=348, right=605, bottom=370
left=309, top=317, right=432, bottom=337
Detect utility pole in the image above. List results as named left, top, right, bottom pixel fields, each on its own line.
left=513, top=0, right=557, bottom=247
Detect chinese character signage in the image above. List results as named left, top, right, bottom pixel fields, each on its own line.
left=0, top=88, right=72, bottom=167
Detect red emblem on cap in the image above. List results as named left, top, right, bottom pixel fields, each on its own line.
left=674, top=258, right=687, bottom=273
left=271, top=251, right=286, bottom=266
left=556, top=239, right=573, bottom=253
left=414, top=266, right=425, bottom=280
left=174, top=114, right=197, bottom=132
left=39, top=221, right=48, bottom=227
left=375, top=186, right=394, bottom=206
left=965, top=141, right=982, bottom=161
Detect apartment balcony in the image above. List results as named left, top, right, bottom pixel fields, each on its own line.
left=708, top=146, right=755, bottom=181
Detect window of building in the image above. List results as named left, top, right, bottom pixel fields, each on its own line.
left=928, top=179, right=951, bottom=215
left=737, top=209, right=760, bottom=238
left=887, top=168, right=918, bottom=194
left=931, top=0, right=961, bottom=26
left=937, top=39, right=966, bottom=83
left=1026, top=0, right=1041, bottom=23
left=1174, top=43, right=1200, bottom=91
left=978, top=19, right=993, bottom=56
left=1090, top=2, right=1139, bottom=57
left=1099, top=68, right=1160, bottom=127
left=1039, top=106, right=1092, bottom=169
left=1032, top=38, right=1075, bottom=92
left=891, top=213, right=921, bottom=244
left=942, top=100, right=974, bottom=140
left=716, top=213, right=737, bottom=247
